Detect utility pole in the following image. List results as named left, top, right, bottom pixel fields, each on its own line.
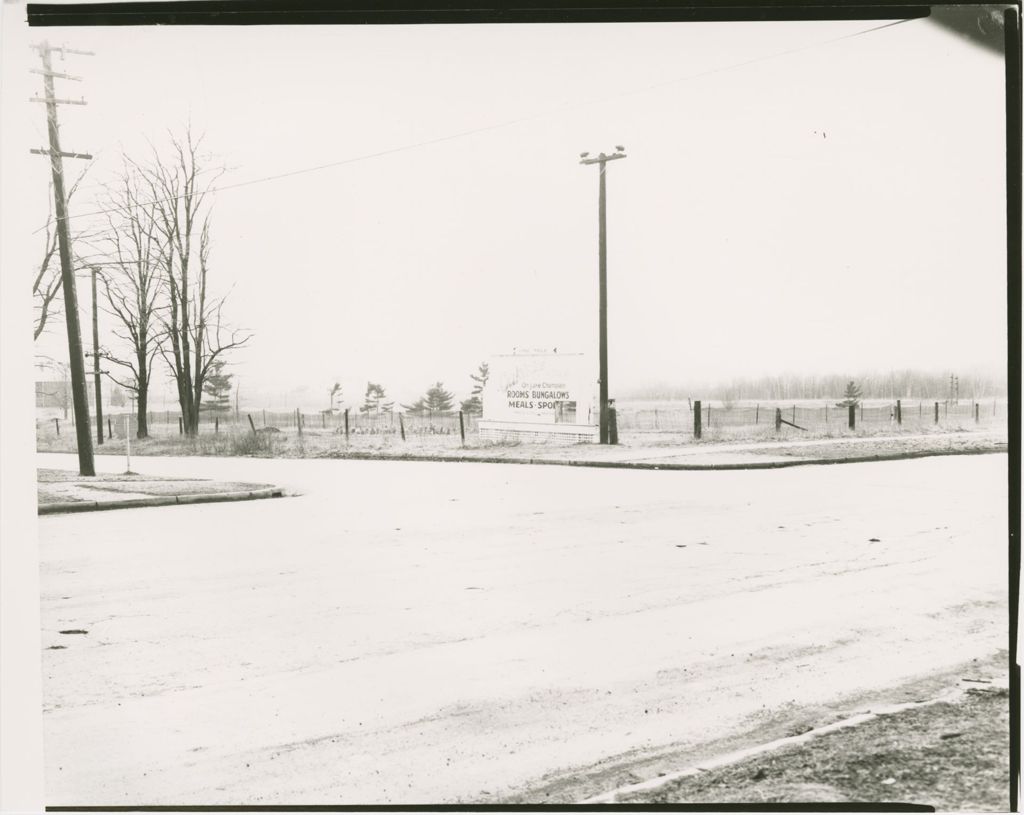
left=31, top=41, right=95, bottom=475
left=580, top=146, right=627, bottom=444
left=91, top=266, right=103, bottom=445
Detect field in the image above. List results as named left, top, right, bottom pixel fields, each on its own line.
left=35, top=397, right=1008, bottom=460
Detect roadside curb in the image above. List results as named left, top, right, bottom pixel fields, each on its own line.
left=315, top=445, right=1007, bottom=471
left=38, top=487, right=284, bottom=516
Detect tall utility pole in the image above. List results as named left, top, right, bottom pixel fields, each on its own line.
left=31, top=41, right=95, bottom=475
left=91, top=266, right=103, bottom=445
left=580, top=146, right=627, bottom=444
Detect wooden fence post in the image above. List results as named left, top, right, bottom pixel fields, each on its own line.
left=399, top=412, right=406, bottom=441
left=693, top=400, right=702, bottom=439
left=975, top=403, right=980, bottom=423
left=755, top=404, right=759, bottom=424
left=107, top=417, right=112, bottom=439
left=459, top=411, right=466, bottom=445
left=792, top=405, right=796, bottom=424
left=848, top=404, right=856, bottom=430
left=344, top=408, right=350, bottom=442
left=934, top=402, right=939, bottom=423
left=896, top=399, right=902, bottom=425
left=178, top=416, right=183, bottom=434
left=608, top=405, right=618, bottom=444
left=775, top=407, right=782, bottom=432
left=54, top=417, right=60, bottom=436
left=215, top=417, right=219, bottom=434
left=297, top=408, right=303, bottom=436
left=248, top=414, right=257, bottom=434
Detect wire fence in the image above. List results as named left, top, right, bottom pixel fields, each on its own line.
left=615, top=399, right=1006, bottom=435
left=38, top=407, right=482, bottom=441
left=36, top=398, right=1005, bottom=446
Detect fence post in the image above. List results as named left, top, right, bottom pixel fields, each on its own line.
left=297, top=408, right=303, bottom=436
left=107, top=417, right=112, bottom=439
left=896, top=399, right=902, bottom=425
left=608, top=404, right=618, bottom=444
left=399, top=412, right=406, bottom=441
left=459, top=411, right=466, bottom=445
left=54, top=417, right=60, bottom=436
left=755, top=404, right=759, bottom=424
left=775, top=407, right=782, bottom=432
left=975, top=403, right=980, bottom=423
left=934, top=402, right=939, bottom=424
left=693, top=400, right=702, bottom=440
left=344, top=408, right=350, bottom=442
left=215, top=417, right=219, bottom=434
left=178, top=416, right=183, bottom=435
left=848, top=404, right=856, bottom=430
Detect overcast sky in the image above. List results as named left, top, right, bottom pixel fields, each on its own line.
left=2, top=10, right=1008, bottom=409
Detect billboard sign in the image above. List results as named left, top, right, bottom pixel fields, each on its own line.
left=483, top=351, right=596, bottom=426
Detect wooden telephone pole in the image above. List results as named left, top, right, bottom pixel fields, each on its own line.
left=580, top=146, right=627, bottom=444
left=31, top=41, right=95, bottom=475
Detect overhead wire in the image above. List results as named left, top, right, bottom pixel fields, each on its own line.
left=33, top=16, right=918, bottom=234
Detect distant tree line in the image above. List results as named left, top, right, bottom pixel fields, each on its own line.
left=623, top=369, right=1006, bottom=403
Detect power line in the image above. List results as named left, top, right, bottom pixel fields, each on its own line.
left=34, top=17, right=917, bottom=234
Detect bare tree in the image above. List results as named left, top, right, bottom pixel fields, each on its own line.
left=33, top=172, right=92, bottom=340
left=95, top=163, right=165, bottom=438
left=135, top=127, right=249, bottom=435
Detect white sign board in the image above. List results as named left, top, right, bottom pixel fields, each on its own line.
left=483, top=352, right=596, bottom=426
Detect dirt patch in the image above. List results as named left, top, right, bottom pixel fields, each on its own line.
left=618, top=686, right=1010, bottom=810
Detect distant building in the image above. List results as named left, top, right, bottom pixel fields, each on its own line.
left=35, top=380, right=95, bottom=409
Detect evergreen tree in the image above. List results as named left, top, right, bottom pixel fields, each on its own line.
left=361, top=382, right=392, bottom=414
left=460, top=361, right=489, bottom=414
left=835, top=380, right=863, bottom=408
left=201, top=359, right=233, bottom=413
left=404, top=382, right=455, bottom=415
left=328, top=382, right=342, bottom=412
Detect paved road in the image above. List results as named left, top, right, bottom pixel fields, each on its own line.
left=37, top=452, right=1008, bottom=805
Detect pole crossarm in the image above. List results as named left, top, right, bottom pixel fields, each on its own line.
left=30, top=148, right=93, bottom=160
left=29, top=68, right=82, bottom=81
left=579, top=151, right=627, bottom=165
left=31, top=43, right=95, bottom=57
left=30, top=96, right=87, bottom=105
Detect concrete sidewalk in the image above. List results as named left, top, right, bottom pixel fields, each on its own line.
left=37, top=469, right=284, bottom=515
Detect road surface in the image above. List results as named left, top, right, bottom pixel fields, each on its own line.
left=36, top=451, right=1008, bottom=805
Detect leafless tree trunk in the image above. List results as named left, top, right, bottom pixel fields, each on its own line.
left=134, top=127, right=249, bottom=436
left=95, top=163, right=165, bottom=438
